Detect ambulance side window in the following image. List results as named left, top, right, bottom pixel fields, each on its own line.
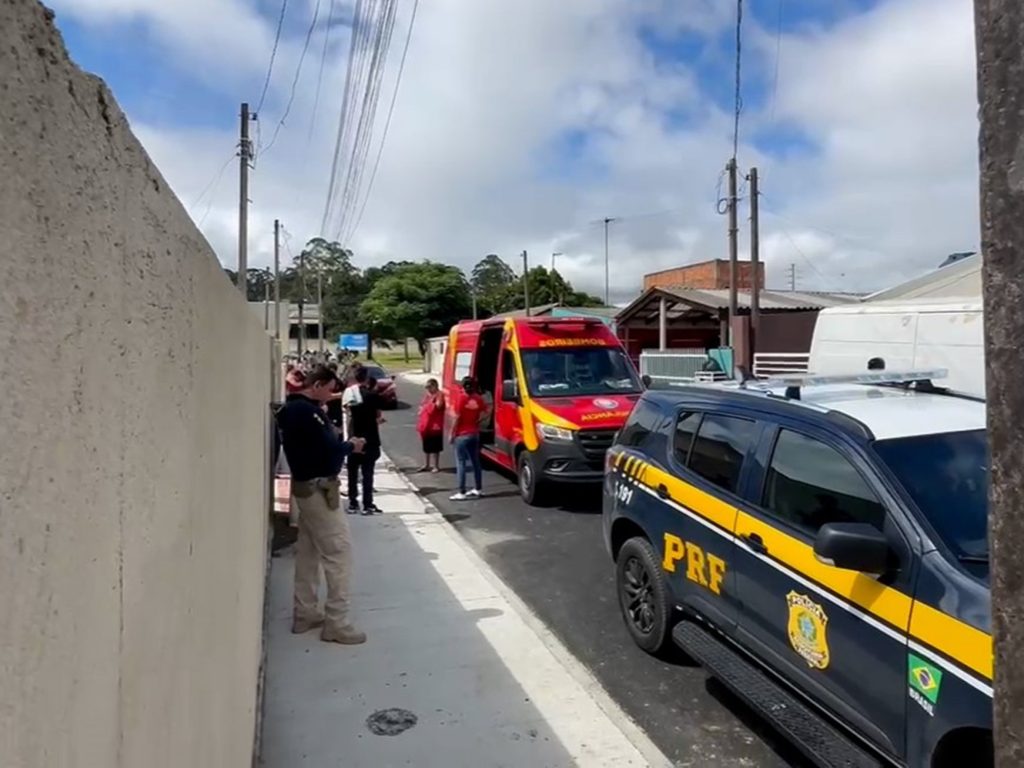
left=454, top=352, right=473, bottom=381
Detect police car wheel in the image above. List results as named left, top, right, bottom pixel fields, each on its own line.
left=517, top=451, right=547, bottom=506
left=616, top=537, right=673, bottom=654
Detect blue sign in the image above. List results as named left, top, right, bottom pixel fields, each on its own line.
left=338, top=333, right=369, bottom=352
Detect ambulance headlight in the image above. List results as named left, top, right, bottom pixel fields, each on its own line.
left=537, top=423, right=576, bottom=442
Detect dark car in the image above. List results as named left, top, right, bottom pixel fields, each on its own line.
left=361, top=364, right=398, bottom=408
left=604, top=372, right=992, bottom=768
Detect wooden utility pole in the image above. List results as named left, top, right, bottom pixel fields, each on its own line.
left=522, top=250, right=531, bottom=317
left=603, top=218, right=615, bottom=306
left=317, top=270, right=324, bottom=353
left=975, top=2, right=1024, bottom=763
left=748, top=166, right=761, bottom=357
left=237, top=102, right=252, bottom=294
left=273, top=219, right=281, bottom=340
left=297, top=246, right=306, bottom=356
left=726, top=159, right=739, bottom=347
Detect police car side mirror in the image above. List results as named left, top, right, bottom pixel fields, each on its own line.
left=813, top=523, right=892, bottom=575
left=641, top=374, right=652, bottom=389
left=502, top=379, right=520, bottom=404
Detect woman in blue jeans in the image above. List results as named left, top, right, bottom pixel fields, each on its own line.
left=450, top=376, right=488, bottom=501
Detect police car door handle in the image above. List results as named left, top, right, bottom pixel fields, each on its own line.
left=740, top=532, right=768, bottom=555
left=656, top=484, right=670, bottom=500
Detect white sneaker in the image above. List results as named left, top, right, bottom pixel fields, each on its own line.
left=450, top=492, right=469, bottom=501
left=467, top=489, right=482, bottom=498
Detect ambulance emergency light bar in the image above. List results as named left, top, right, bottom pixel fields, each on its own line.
left=745, top=369, right=949, bottom=400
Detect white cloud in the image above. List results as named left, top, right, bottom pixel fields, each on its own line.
left=54, top=0, right=983, bottom=303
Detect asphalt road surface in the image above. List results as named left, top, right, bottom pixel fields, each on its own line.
left=381, top=377, right=807, bottom=767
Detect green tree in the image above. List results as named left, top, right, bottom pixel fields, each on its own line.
left=360, top=262, right=472, bottom=351
left=471, top=254, right=518, bottom=315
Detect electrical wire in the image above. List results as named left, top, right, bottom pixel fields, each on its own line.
left=333, top=0, right=398, bottom=240
left=345, top=0, right=418, bottom=243
left=732, top=0, right=744, bottom=162
left=189, top=151, right=236, bottom=213
left=256, top=0, right=290, bottom=117
left=309, top=0, right=337, bottom=141
left=262, top=0, right=323, bottom=156
left=769, top=0, right=784, bottom=122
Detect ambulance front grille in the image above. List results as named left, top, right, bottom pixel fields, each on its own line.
left=576, top=429, right=617, bottom=463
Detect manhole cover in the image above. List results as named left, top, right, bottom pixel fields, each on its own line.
left=366, top=708, right=418, bottom=736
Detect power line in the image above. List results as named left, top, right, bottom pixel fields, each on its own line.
left=309, top=0, right=337, bottom=141
left=769, top=0, right=784, bottom=122
left=263, top=0, right=323, bottom=156
left=346, top=0, right=419, bottom=243
left=256, top=0, right=290, bottom=117
left=731, top=0, right=744, bottom=161
left=189, top=151, right=236, bottom=213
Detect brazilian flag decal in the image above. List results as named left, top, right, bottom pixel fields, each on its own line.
left=908, top=654, right=944, bottom=704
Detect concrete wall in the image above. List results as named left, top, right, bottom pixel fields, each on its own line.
left=0, top=3, right=270, bottom=767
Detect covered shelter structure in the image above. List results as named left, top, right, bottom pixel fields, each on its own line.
left=615, top=287, right=860, bottom=370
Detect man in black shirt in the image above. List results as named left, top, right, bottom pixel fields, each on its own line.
left=346, top=368, right=384, bottom=514
left=277, top=366, right=367, bottom=644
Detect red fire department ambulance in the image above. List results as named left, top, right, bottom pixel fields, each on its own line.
left=443, top=316, right=643, bottom=505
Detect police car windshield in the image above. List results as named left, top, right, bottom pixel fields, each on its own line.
left=873, top=429, right=988, bottom=566
left=521, top=348, right=641, bottom=398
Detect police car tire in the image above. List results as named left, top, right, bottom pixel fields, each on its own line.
left=517, top=450, right=548, bottom=506
left=616, top=537, right=673, bottom=654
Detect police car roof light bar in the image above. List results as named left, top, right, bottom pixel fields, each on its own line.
left=744, top=369, right=950, bottom=401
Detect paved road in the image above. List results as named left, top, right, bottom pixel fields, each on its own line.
left=380, top=377, right=806, bottom=767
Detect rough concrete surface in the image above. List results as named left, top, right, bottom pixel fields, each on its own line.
left=0, top=2, right=272, bottom=766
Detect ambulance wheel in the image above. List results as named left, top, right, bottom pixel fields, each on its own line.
left=517, top=450, right=548, bottom=506
left=616, top=537, right=673, bottom=654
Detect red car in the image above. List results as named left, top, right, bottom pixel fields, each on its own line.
left=362, top=364, right=399, bottom=408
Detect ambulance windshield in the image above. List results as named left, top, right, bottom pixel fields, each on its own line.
left=521, top=348, right=641, bottom=398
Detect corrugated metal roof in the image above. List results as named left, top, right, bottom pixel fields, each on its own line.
left=656, top=288, right=860, bottom=311
left=864, top=253, right=981, bottom=302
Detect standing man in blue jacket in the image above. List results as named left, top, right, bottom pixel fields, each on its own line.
left=277, top=366, right=367, bottom=645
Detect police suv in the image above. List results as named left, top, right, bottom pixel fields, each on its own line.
left=603, top=371, right=990, bottom=768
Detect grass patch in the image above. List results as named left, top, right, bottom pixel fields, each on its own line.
left=370, top=349, right=425, bottom=372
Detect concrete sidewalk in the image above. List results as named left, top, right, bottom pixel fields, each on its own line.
left=260, top=458, right=667, bottom=767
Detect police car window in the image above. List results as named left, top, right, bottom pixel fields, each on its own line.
left=619, top=400, right=662, bottom=447
left=687, top=414, right=757, bottom=494
left=764, top=430, right=885, bottom=535
left=672, top=412, right=701, bottom=464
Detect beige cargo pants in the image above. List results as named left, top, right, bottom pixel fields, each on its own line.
left=292, top=478, right=352, bottom=631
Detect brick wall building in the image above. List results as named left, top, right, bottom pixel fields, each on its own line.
left=643, top=259, right=765, bottom=291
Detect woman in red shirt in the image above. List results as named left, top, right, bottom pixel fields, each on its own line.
left=416, top=378, right=446, bottom=472
left=450, top=376, right=488, bottom=500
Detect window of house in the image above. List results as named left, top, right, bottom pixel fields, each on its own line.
left=764, top=429, right=885, bottom=535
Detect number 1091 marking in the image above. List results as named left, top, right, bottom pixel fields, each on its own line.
left=615, top=482, right=634, bottom=506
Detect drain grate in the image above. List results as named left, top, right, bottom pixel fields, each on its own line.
left=366, top=708, right=418, bottom=736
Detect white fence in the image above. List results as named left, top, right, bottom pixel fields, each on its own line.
left=639, top=349, right=730, bottom=387
left=753, top=352, right=811, bottom=379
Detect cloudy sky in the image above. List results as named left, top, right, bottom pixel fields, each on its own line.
left=51, top=0, right=981, bottom=303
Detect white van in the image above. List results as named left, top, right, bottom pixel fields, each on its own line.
left=808, top=299, right=984, bottom=396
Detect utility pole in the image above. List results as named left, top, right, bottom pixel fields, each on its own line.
left=297, top=246, right=306, bottom=356
left=317, top=270, right=324, bottom=353
left=974, top=2, right=1024, bottom=763
left=471, top=289, right=478, bottom=320
left=237, top=102, right=252, bottom=294
left=522, top=250, right=531, bottom=317
left=263, top=283, right=270, bottom=330
left=603, top=218, right=615, bottom=306
left=273, top=219, right=281, bottom=341
left=726, top=159, right=739, bottom=347
left=788, top=263, right=797, bottom=291
left=748, top=167, right=761, bottom=356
